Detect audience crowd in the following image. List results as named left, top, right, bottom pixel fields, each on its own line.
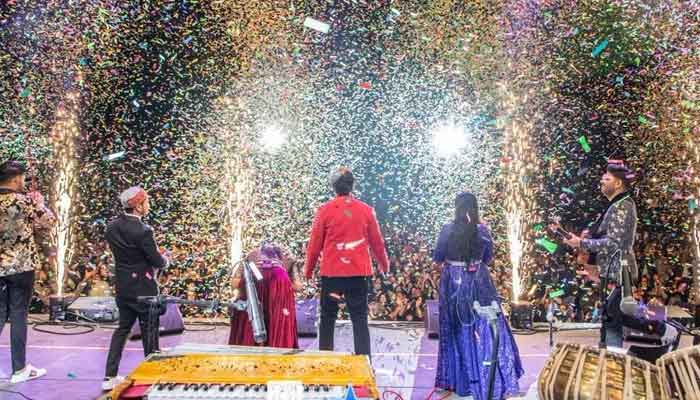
left=29, top=229, right=696, bottom=323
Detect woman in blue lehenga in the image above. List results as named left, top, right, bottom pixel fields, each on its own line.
left=433, top=192, right=523, bottom=399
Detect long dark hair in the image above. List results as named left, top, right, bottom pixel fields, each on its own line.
left=446, top=192, right=481, bottom=262
left=0, top=160, right=27, bottom=184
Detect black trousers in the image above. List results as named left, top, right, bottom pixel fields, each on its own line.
left=319, top=277, right=371, bottom=358
left=0, top=271, right=34, bottom=373
left=105, top=297, right=159, bottom=377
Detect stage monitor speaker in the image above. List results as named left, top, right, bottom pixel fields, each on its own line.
left=130, top=302, right=184, bottom=340
left=623, top=304, right=666, bottom=344
left=296, top=298, right=318, bottom=337
left=66, top=296, right=118, bottom=322
left=424, top=300, right=439, bottom=339
left=628, top=344, right=670, bottom=364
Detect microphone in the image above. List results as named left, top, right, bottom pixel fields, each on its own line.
left=546, top=302, right=556, bottom=323
left=136, top=295, right=219, bottom=310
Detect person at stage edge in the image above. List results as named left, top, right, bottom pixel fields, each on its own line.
left=102, top=186, right=170, bottom=391
left=433, top=192, right=523, bottom=400
left=0, top=160, right=56, bottom=383
left=304, top=167, right=389, bottom=358
left=561, top=162, right=677, bottom=347
left=228, top=243, right=299, bottom=348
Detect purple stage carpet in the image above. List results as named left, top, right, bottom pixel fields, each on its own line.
left=1, top=317, right=691, bottom=400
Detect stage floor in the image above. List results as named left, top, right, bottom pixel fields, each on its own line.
left=0, top=318, right=695, bottom=400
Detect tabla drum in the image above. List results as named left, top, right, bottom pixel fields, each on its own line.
left=657, top=345, right=700, bottom=400
left=538, top=343, right=667, bottom=400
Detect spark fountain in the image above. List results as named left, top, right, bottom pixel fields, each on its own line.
left=50, top=90, right=80, bottom=297
left=216, top=96, right=257, bottom=284
left=224, top=152, right=251, bottom=272
left=679, top=66, right=700, bottom=308
left=500, top=82, right=537, bottom=302
left=506, top=208, right=524, bottom=300
left=690, top=138, right=700, bottom=306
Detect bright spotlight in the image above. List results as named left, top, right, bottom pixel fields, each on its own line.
left=432, top=122, right=467, bottom=157
left=260, top=125, right=287, bottom=152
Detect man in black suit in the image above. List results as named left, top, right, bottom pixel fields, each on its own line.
left=102, top=186, right=169, bottom=391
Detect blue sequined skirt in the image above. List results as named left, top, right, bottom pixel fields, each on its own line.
left=434, top=263, right=524, bottom=399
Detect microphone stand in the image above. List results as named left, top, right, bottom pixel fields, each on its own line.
left=139, top=261, right=268, bottom=347
left=474, top=301, right=501, bottom=400
left=137, top=295, right=221, bottom=354
left=546, top=302, right=555, bottom=348
left=139, top=296, right=164, bottom=357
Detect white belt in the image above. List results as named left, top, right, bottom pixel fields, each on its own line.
left=446, top=260, right=467, bottom=266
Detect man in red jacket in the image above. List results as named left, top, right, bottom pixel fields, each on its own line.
left=305, top=168, right=389, bottom=358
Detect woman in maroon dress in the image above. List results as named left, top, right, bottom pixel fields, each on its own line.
left=228, top=243, right=299, bottom=348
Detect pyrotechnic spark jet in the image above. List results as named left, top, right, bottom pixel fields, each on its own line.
left=693, top=213, right=700, bottom=301
left=681, top=69, right=700, bottom=305
left=690, top=129, right=700, bottom=304
left=507, top=209, right=523, bottom=299
left=224, top=141, right=250, bottom=271
left=51, top=91, right=80, bottom=296
left=215, top=96, right=254, bottom=278
left=500, top=82, right=537, bottom=301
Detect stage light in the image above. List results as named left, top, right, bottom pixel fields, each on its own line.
left=260, top=124, right=287, bottom=152
left=510, top=301, right=533, bottom=330
left=49, top=295, right=66, bottom=321
left=432, top=122, right=467, bottom=157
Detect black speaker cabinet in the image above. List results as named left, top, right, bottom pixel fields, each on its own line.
left=510, top=301, right=533, bottom=330
left=130, top=302, right=184, bottom=340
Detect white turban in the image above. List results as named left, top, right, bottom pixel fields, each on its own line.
left=119, top=186, right=147, bottom=209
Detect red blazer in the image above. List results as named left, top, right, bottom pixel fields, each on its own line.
left=304, top=195, right=389, bottom=278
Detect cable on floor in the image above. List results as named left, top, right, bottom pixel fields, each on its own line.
left=31, top=321, right=95, bottom=335
left=0, top=388, right=36, bottom=400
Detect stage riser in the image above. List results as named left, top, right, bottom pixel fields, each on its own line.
left=296, top=299, right=318, bottom=337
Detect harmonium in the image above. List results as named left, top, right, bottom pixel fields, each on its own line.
left=107, top=344, right=380, bottom=400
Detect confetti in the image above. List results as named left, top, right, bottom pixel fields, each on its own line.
left=591, top=38, right=609, bottom=58
left=535, top=238, right=558, bottom=255
left=1, top=0, right=698, bottom=324
left=103, top=151, right=126, bottom=162
left=578, top=136, right=591, bottom=153
left=303, top=17, right=330, bottom=34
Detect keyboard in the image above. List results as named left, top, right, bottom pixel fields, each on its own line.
left=145, top=382, right=371, bottom=399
